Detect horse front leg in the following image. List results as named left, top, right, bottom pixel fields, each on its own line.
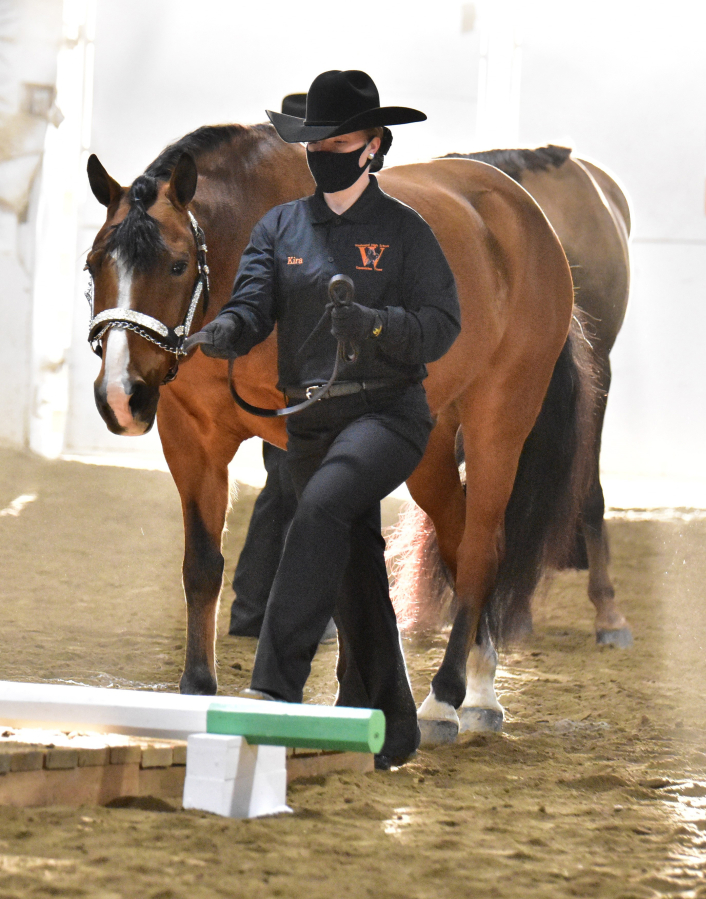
left=179, top=473, right=229, bottom=694
left=157, top=393, right=242, bottom=695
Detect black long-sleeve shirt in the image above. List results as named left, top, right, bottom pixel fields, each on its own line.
left=218, top=176, right=461, bottom=390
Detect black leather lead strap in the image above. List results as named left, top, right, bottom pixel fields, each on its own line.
left=217, top=274, right=358, bottom=418
left=226, top=351, right=344, bottom=418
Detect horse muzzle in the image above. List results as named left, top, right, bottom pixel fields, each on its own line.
left=94, top=372, right=159, bottom=436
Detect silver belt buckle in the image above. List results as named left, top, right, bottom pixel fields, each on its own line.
left=305, top=384, right=323, bottom=400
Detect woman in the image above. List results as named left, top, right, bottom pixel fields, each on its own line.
left=189, top=70, right=461, bottom=767
left=226, top=92, right=337, bottom=643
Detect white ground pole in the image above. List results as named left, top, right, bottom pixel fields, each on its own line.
left=29, top=0, right=96, bottom=458
left=0, top=681, right=288, bottom=818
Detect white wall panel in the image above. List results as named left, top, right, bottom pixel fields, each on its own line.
left=602, top=242, right=706, bottom=482
left=516, top=0, right=706, bottom=495
left=0, top=0, right=63, bottom=447
left=16, top=0, right=704, bottom=499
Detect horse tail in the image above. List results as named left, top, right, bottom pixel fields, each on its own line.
left=388, top=312, right=597, bottom=641
left=485, top=311, right=597, bottom=644
left=387, top=501, right=455, bottom=630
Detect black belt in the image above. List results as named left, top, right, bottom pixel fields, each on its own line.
left=284, top=378, right=408, bottom=402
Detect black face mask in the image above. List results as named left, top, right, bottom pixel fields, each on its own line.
left=306, top=142, right=372, bottom=193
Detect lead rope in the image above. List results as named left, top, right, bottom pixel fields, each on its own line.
left=225, top=350, right=343, bottom=418
left=216, top=274, right=357, bottom=418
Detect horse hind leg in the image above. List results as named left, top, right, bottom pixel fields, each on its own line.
left=420, top=316, right=594, bottom=744
left=584, top=475, right=633, bottom=647
left=419, top=609, right=506, bottom=740
left=405, top=414, right=467, bottom=744
left=410, top=476, right=506, bottom=737
left=415, top=615, right=464, bottom=745
left=451, top=427, right=504, bottom=732
left=582, top=358, right=633, bottom=648
left=458, top=615, right=504, bottom=733
left=416, top=403, right=529, bottom=745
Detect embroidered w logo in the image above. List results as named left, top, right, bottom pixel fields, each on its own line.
left=355, top=244, right=389, bottom=271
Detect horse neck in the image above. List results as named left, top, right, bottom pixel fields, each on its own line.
left=189, top=128, right=312, bottom=315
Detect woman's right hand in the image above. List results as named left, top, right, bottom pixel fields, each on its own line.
left=330, top=302, right=381, bottom=344
left=184, top=315, right=242, bottom=358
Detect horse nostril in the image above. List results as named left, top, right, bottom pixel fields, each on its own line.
left=129, top=378, right=148, bottom=409
left=93, top=377, right=125, bottom=435
left=129, top=378, right=159, bottom=423
left=94, top=379, right=109, bottom=417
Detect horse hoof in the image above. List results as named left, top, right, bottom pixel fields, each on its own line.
left=459, top=707, right=504, bottom=733
left=179, top=670, right=217, bottom=695
left=596, top=627, right=633, bottom=648
left=418, top=718, right=459, bottom=746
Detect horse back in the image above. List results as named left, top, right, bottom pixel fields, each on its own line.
left=379, top=158, right=574, bottom=409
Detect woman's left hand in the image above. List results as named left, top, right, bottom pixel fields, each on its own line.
left=330, top=302, right=381, bottom=344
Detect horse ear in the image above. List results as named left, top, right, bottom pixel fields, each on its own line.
left=167, top=153, right=198, bottom=209
left=87, top=154, right=123, bottom=207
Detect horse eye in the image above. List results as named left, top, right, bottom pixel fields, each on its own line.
left=171, top=261, right=188, bottom=276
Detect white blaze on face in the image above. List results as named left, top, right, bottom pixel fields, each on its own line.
left=103, top=254, right=141, bottom=433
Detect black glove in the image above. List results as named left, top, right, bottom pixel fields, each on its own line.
left=330, top=302, right=382, bottom=345
left=184, top=315, right=242, bottom=358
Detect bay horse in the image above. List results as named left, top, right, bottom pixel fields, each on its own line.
left=392, top=146, right=632, bottom=656
left=463, top=146, right=631, bottom=648
left=85, top=123, right=593, bottom=744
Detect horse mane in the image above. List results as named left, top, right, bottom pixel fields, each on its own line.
left=106, top=123, right=276, bottom=270
left=143, top=123, right=274, bottom=180
left=444, top=145, right=572, bottom=184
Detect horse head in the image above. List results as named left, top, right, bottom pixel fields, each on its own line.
left=86, top=152, right=206, bottom=435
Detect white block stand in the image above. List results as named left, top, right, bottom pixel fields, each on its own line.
left=182, top=733, right=291, bottom=819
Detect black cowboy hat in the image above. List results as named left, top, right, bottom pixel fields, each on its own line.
left=267, top=70, right=426, bottom=143
left=280, top=93, right=307, bottom=118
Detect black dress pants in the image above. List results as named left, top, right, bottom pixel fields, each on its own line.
left=250, top=385, right=433, bottom=759
left=229, top=443, right=296, bottom=637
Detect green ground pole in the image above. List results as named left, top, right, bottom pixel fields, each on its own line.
left=207, top=701, right=385, bottom=753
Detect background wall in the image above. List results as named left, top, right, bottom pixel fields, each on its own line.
left=2, top=0, right=705, bottom=505
left=517, top=0, right=706, bottom=503
left=0, top=0, right=63, bottom=448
